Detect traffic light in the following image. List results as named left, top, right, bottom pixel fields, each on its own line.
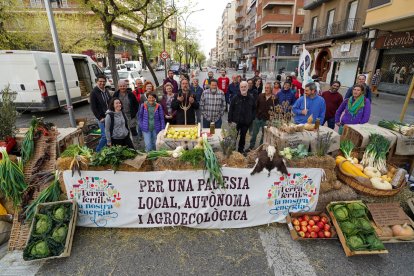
left=169, top=28, right=177, bottom=42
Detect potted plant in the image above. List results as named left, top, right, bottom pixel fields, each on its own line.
left=0, top=85, right=19, bottom=153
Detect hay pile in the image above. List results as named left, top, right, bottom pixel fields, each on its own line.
left=216, top=151, right=249, bottom=168
left=153, top=157, right=204, bottom=171
left=315, top=185, right=359, bottom=211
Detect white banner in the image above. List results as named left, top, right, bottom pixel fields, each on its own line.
left=63, top=168, right=322, bottom=229
left=299, top=44, right=312, bottom=85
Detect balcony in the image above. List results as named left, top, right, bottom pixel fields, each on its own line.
left=263, top=0, right=295, bottom=10
left=235, top=43, right=242, bottom=50
left=300, top=18, right=362, bottom=43
left=236, top=24, right=244, bottom=31
left=236, top=12, right=243, bottom=21
left=254, top=33, right=300, bottom=46
left=261, top=13, right=293, bottom=29
left=236, top=0, right=244, bottom=11
left=235, top=34, right=244, bottom=41
left=304, top=0, right=331, bottom=10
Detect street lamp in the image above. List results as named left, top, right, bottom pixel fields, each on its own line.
left=180, top=9, right=204, bottom=69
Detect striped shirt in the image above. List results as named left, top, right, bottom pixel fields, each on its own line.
left=200, top=89, right=226, bottom=122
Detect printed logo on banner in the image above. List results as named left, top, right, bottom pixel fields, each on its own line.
left=69, top=176, right=121, bottom=227
left=267, top=173, right=318, bottom=217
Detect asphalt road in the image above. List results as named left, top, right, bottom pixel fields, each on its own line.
left=6, top=69, right=414, bottom=276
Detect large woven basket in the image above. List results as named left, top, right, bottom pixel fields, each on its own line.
left=336, top=164, right=406, bottom=197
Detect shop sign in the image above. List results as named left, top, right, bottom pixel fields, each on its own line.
left=63, top=168, right=322, bottom=228
left=375, top=31, right=414, bottom=49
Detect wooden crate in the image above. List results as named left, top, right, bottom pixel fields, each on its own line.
left=24, top=200, right=77, bottom=261
left=57, top=128, right=84, bottom=156
left=286, top=211, right=337, bottom=240
left=162, top=123, right=201, bottom=149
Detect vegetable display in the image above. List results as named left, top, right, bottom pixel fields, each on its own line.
left=21, top=117, right=39, bottom=164
left=165, top=126, right=199, bottom=140
left=378, top=120, right=414, bottom=136
left=23, top=202, right=73, bottom=261
left=329, top=202, right=385, bottom=252
left=339, top=140, right=358, bottom=164
left=0, top=149, right=28, bottom=208
left=179, top=148, right=205, bottom=166
left=361, top=134, right=390, bottom=173
left=61, top=145, right=93, bottom=176
left=90, top=146, right=139, bottom=171
left=279, top=144, right=308, bottom=160
left=291, top=214, right=334, bottom=239
left=203, top=135, right=224, bottom=188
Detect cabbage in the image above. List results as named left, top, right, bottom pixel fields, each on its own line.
left=341, top=221, right=358, bottom=236
left=53, top=205, right=68, bottom=222
left=365, top=234, right=385, bottom=250
left=29, top=240, right=50, bottom=258
left=52, top=225, right=68, bottom=243
left=347, top=202, right=367, bottom=218
left=35, top=214, right=52, bottom=235
left=347, top=235, right=368, bottom=251
left=333, top=205, right=349, bottom=221
left=355, top=218, right=374, bottom=234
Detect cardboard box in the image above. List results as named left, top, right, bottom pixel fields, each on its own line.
left=286, top=211, right=337, bottom=240
left=326, top=200, right=388, bottom=257
left=367, top=202, right=414, bottom=243
left=24, top=200, right=77, bottom=261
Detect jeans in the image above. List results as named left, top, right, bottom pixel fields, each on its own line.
left=142, top=130, right=157, bottom=152
left=96, top=120, right=107, bottom=152
left=237, top=123, right=249, bottom=153
left=249, top=119, right=266, bottom=149
left=326, top=117, right=335, bottom=130
left=202, top=117, right=222, bottom=129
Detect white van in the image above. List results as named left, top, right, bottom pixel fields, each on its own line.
left=124, top=61, right=142, bottom=73
left=0, top=50, right=103, bottom=112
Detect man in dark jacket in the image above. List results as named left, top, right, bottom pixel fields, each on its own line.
left=228, top=74, right=240, bottom=104
left=228, top=81, right=255, bottom=154
left=90, top=74, right=112, bottom=152
left=190, top=78, right=203, bottom=123
left=172, top=78, right=199, bottom=125
left=163, top=70, right=179, bottom=94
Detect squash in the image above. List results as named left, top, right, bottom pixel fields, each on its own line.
left=336, top=156, right=346, bottom=166
left=339, top=160, right=369, bottom=178
left=363, top=167, right=381, bottom=179
left=354, top=164, right=364, bottom=172
left=0, top=203, right=7, bottom=215
left=391, top=224, right=414, bottom=238
left=370, top=177, right=392, bottom=190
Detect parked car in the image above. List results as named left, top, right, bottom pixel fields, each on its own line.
left=118, top=71, right=144, bottom=90
left=156, top=64, right=165, bottom=71
left=237, top=63, right=245, bottom=71
left=124, top=61, right=142, bottom=73
left=104, top=64, right=127, bottom=74
left=169, top=64, right=180, bottom=75
left=0, top=50, right=102, bottom=112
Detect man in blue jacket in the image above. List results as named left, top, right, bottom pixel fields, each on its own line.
left=227, top=75, right=240, bottom=103
left=293, top=83, right=326, bottom=124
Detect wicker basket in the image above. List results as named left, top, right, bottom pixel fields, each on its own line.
left=337, top=164, right=406, bottom=197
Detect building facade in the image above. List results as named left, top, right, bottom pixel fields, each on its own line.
left=301, top=0, right=369, bottom=87
left=363, top=0, right=414, bottom=96
left=254, top=0, right=304, bottom=74
left=219, top=2, right=237, bottom=68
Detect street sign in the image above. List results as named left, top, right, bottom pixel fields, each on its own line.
left=160, top=51, right=169, bottom=60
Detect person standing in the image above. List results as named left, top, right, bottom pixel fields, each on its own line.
left=140, top=81, right=155, bottom=105
left=321, top=81, right=343, bottom=129
left=291, top=74, right=303, bottom=98
left=247, top=79, right=258, bottom=102
left=335, top=84, right=371, bottom=129
left=189, top=78, right=203, bottom=123
left=252, top=70, right=263, bottom=92
left=172, top=78, right=199, bottom=125
left=133, top=79, right=145, bottom=103
left=312, top=75, right=321, bottom=95
left=272, top=81, right=281, bottom=96
left=105, top=98, right=134, bottom=149
left=200, top=79, right=226, bottom=128
left=292, top=83, right=326, bottom=124
left=163, top=70, right=178, bottom=94
left=161, top=83, right=177, bottom=125
left=217, top=69, right=230, bottom=111
left=228, top=81, right=255, bottom=154
left=90, top=74, right=112, bottom=152
left=139, top=93, right=165, bottom=152
left=203, top=71, right=215, bottom=90
left=371, top=69, right=381, bottom=98
left=249, top=82, right=275, bottom=150
left=228, top=75, right=240, bottom=103
left=113, top=80, right=139, bottom=144
left=276, top=81, right=296, bottom=107
left=344, top=74, right=372, bottom=101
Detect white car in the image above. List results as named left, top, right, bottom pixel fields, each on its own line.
left=124, top=61, right=142, bottom=73
left=118, top=71, right=144, bottom=90
left=104, top=64, right=127, bottom=74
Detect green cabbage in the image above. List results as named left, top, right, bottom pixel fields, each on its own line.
left=365, top=234, right=386, bottom=250
left=347, top=235, right=368, bottom=251
left=29, top=240, right=50, bottom=258
left=333, top=205, right=349, bottom=221
left=51, top=225, right=68, bottom=243
left=34, top=214, right=52, bottom=235
left=53, top=205, right=69, bottom=222
left=341, top=221, right=358, bottom=236
left=355, top=218, right=374, bottom=234
left=347, top=202, right=367, bottom=218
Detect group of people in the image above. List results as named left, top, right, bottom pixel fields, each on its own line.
left=90, top=68, right=373, bottom=155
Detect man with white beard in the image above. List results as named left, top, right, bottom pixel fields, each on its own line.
left=228, top=81, right=256, bottom=154
left=199, top=79, right=226, bottom=128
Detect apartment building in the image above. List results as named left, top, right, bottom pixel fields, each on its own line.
left=301, top=0, right=369, bottom=87
left=363, top=0, right=414, bottom=96
left=219, top=2, right=237, bottom=68
left=254, top=0, right=304, bottom=74
left=210, top=47, right=218, bottom=66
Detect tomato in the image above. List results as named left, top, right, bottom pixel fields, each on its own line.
left=324, top=224, right=331, bottom=231
left=300, top=221, right=308, bottom=227
left=298, top=231, right=306, bottom=238
left=305, top=232, right=311, bottom=238
left=317, top=222, right=325, bottom=229
left=311, top=225, right=320, bottom=233
left=324, top=231, right=332, bottom=238
left=321, top=217, right=328, bottom=224
left=312, top=216, right=321, bottom=222
left=318, top=231, right=325, bottom=238
left=292, top=218, right=300, bottom=226
left=308, top=220, right=315, bottom=226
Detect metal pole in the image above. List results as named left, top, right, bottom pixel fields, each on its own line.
left=161, top=0, right=167, bottom=80
left=184, top=19, right=188, bottom=67
left=44, top=0, right=76, bottom=127
left=400, top=75, right=414, bottom=121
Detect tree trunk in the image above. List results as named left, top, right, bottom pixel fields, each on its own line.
left=104, top=23, right=119, bottom=91
left=137, top=35, right=159, bottom=86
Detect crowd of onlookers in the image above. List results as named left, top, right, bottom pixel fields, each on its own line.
left=90, top=68, right=372, bottom=154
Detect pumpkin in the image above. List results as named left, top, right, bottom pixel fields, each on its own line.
left=370, top=177, right=392, bottom=190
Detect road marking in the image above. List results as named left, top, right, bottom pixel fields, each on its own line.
left=259, top=226, right=317, bottom=276
left=0, top=251, right=45, bottom=276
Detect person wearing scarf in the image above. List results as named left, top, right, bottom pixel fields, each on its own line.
left=335, top=84, right=371, bottom=129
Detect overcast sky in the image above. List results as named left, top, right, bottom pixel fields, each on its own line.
left=178, top=0, right=230, bottom=57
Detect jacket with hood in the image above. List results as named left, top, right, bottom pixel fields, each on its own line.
left=104, top=110, right=129, bottom=143
left=138, top=102, right=165, bottom=133
left=90, top=86, right=111, bottom=121
left=113, top=90, right=139, bottom=119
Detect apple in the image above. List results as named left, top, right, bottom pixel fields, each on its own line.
left=311, top=225, right=320, bottom=233
left=298, top=231, right=306, bottom=238
left=317, top=222, right=325, bottom=229
left=292, top=218, right=300, bottom=226
left=318, top=231, right=325, bottom=238
left=294, top=225, right=301, bottom=232
left=324, top=231, right=332, bottom=238
left=321, top=217, right=328, bottom=224
left=301, top=226, right=308, bottom=232
left=324, top=224, right=331, bottom=231
left=310, top=232, right=318, bottom=238
left=303, top=215, right=310, bottom=222
left=298, top=217, right=303, bottom=222
left=300, top=221, right=308, bottom=227
left=307, top=225, right=312, bottom=232
left=308, top=220, right=315, bottom=226
left=305, top=232, right=311, bottom=238
left=312, top=215, right=321, bottom=222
